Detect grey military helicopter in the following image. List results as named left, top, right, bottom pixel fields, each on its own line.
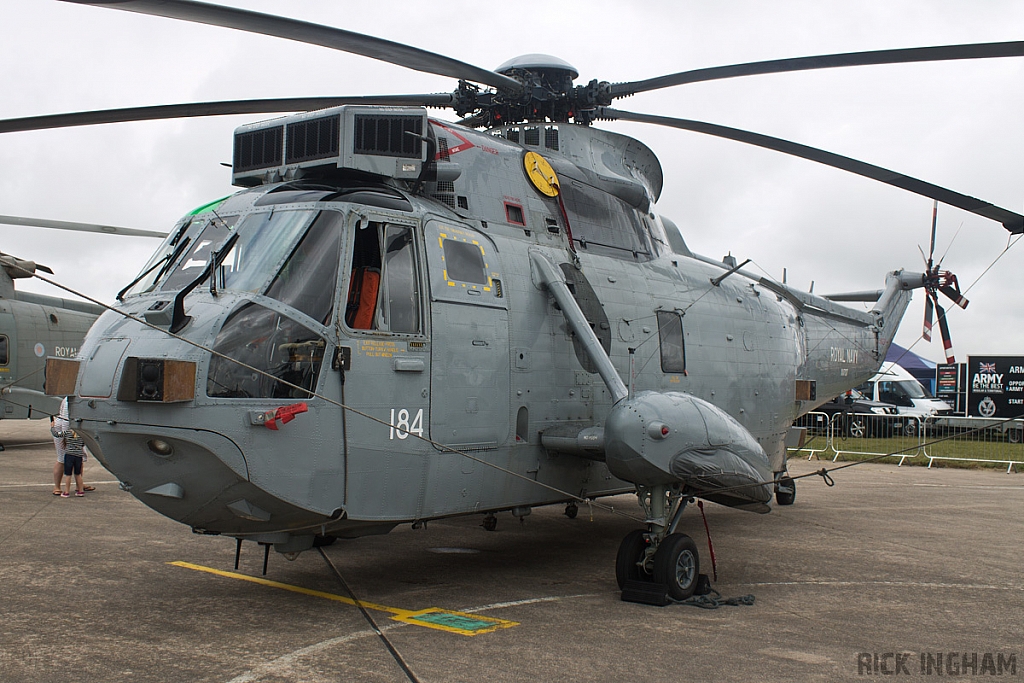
left=5, top=0, right=1023, bottom=600
left=0, top=216, right=164, bottom=428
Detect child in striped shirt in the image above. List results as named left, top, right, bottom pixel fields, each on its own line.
left=51, top=424, right=87, bottom=498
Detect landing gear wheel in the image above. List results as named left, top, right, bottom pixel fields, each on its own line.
left=615, top=529, right=652, bottom=589
left=481, top=513, right=497, bottom=532
left=564, top=502, right=579, bottom=519
left=775, top=475, right=796, bottom=506
left=652, top=533, right=700, bottom=601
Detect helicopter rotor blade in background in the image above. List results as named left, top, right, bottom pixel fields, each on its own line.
left=609, top=41, right=1024, bottom=98
left=0, top=94, right=456, bottom=134
left=0, top=215, right=167, bottom=239
left=928, top=200, right=939, bottom=271
left=59, top=0, right=523, bottom=94
left=598, top=108, right=1024, bottom=235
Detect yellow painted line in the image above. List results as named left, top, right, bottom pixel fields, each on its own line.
left=169, top=561, right=518, bottom=636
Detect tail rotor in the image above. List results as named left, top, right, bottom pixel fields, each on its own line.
left=919, top=201, right=969, bottom=363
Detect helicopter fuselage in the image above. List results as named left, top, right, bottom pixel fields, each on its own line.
left=53, top=115, right=911, bottom=551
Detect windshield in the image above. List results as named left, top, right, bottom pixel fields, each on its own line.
left=220, top=210, right=316, bottom=293
left=159, top=215, right=239, bottom=292
left=148, top=209, right=316, bottom=295
left=899, top=380, right=929, bottom=399
left=120, top=215, right=229, bottom=298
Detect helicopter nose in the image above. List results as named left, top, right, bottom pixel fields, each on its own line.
left=80, top=422, right=256, bottom=531
left=81, top=418, right=332, bottom=535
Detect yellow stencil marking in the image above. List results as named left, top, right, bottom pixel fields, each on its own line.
left=169, top=561, right=517, bottom=636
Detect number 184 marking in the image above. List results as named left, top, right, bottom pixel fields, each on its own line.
left=389, top=408, right=424, bottom=440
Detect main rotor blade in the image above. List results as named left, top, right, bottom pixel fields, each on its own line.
left=0, top=215, right=167, bottom=239
left=599, top=108, right=1024, bottom=234
left=61, top=0, right=523, bottom=93
left=0, top=94, right=455, bottom=134
left=610, top=41, right=1024, bottom=97
left=928, top=200, right=938, bottom=270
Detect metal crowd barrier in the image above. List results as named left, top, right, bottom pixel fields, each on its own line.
left=787, top=413, right=1024, bottom=472
left=922, top=416, right=1024, bottom=473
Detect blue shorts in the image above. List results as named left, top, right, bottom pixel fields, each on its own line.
left=63, top=455, right=83, bottom=477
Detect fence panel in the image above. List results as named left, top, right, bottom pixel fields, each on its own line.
left=830, top=414, right=923, bottom=465
left=923, top=416, right=1024, bottom=473
left=789, top=411, right=832, bottom=460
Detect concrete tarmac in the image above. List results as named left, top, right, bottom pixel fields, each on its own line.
left=2, top=418, right=1022, bottom=682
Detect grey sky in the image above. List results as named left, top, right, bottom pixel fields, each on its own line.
left=2, top=0, right=1022, bottom=363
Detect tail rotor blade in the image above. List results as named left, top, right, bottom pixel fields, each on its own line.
left=934, top=299, right=956, bottom=364
left=939, top=284, right=969, bottom=310
left=922, top=292, right=934, bottom=342
left=917, top=244, right=929, bottom=268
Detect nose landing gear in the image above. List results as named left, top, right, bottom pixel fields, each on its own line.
left=615, top=484, right=702, bottom=601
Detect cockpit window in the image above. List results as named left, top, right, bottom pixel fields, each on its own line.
left=264, top=210, right=344, bottom=326
left=220, top=210, right=316, bottom=293
left=156, top=209, right=315, bottom=295
left=344, top=221, right=421, bottom=334
left=123, top=214, right=240, bottom=298
left=159, top=215, right=240, bottom=292
left=207, top=303, right=325, bottom=399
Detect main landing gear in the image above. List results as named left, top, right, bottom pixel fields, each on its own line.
left=615, top=484, right=701, bottom=601
left=774, top=472, right=796, bottom=506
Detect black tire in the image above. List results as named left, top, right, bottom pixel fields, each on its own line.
left=564, top=502, right=579, bottom=519
left=312, top=534, right=337, bottom=547
left=652, top=533, right=701, bottom=601
left=1009, top=429, right=1022, bottom=444
left=775, top=476, right=796, bottom=506
left=615, top=529, right=651, bottom=589
left=481, top=514, right=497, bottom=532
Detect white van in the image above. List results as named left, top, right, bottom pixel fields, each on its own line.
left=856, top=362, right=953, bottom=422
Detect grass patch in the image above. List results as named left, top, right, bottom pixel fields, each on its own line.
left=791, top=433, right=1024, bottom=471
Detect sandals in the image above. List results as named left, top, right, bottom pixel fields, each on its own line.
left=83, top=486, right=96, bottom=492
left=53, top=489, right=62, bottom=496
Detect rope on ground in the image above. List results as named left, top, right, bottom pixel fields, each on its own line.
left=674, top=589, right=755, bottom=609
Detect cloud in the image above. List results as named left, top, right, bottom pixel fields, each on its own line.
left=2, top=0, right=1022, bottom=361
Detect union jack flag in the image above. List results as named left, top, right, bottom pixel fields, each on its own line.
left=979, top=362, right=997, bottom=373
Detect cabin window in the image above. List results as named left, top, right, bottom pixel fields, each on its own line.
left=0, top=335, right=8, bottom=365
left=504, top=202, right=525, bottom=226
left=207, top=303, right=325, bottom=399
left=441, top=239, right=488, bottom=285
left=344, top=221, right=421, bottom=334
left=657, top=310, right=685, bottom=373
left=264, top=210, right=344, bottom=326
